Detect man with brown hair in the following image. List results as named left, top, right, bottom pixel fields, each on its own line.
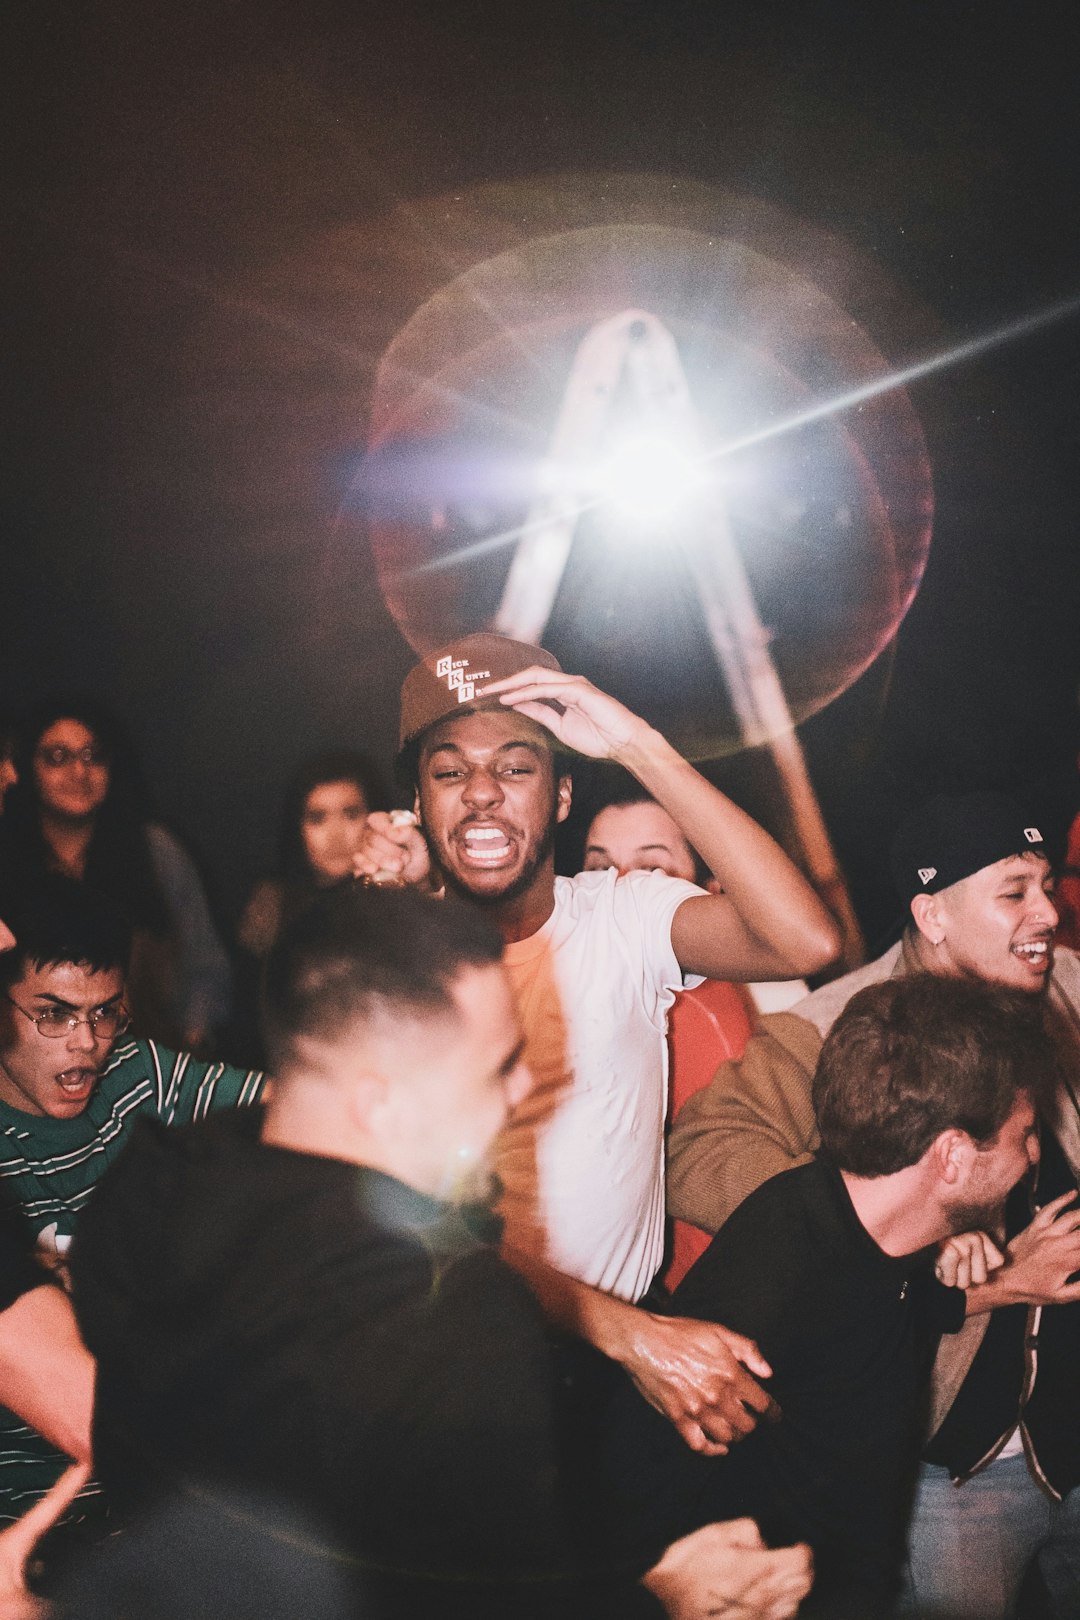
left=667, top=791, right=1080, bottom=1617
left=605, top=973, right=1057, bottom=1618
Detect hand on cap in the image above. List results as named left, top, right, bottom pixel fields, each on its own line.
left=480, top=668, right=648, bottom=762
left=352, top=811, right=432, bottom=889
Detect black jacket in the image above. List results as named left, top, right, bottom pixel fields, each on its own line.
left=70, top=1108, right=662, bottom=1620
left=926, top=1126, right=1080, bottom=1496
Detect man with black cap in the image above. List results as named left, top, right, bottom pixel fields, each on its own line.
left=667, top=790, right=1080, bottom=1618
left=355, top=634, right=840, bottom=1457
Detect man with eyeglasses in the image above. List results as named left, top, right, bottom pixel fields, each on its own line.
left=0, top=873, right=264, bottom=1555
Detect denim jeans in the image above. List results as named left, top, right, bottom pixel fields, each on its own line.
left=900, top=1456, right=1080, bottom=1619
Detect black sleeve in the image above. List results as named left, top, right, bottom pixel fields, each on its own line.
left=671, top=1180, right=813, bottom=1366
left=331, top=1248, right=664, bottom=1620
left=0, top=1207, right=49, bottom=1313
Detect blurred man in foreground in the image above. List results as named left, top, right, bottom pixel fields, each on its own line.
left=71, top=885, right=812, bottom=1620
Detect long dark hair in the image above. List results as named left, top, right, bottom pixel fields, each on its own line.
left=278, top=748, right=387, bottom=894
left=6, top=695, right=172, bottom=934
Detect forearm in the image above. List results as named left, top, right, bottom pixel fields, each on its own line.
left=965, top=1277, right=1025, bottom=1314
left=0, top=1288, right=95, bottom=1462
left=502, top=1242, right=638, bottom=1359
left=615, top=725, right=839, bottom=977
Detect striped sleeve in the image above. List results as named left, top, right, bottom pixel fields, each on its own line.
left=146, top=1041, right=265, bottom=1127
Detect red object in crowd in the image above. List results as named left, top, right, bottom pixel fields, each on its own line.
left=1057, top=810, right=1080, bottom=952
left=662, top=978, right=756, bottom=1291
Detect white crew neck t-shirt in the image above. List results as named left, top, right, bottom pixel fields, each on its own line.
left=497, top=867, right=701, bottom=1302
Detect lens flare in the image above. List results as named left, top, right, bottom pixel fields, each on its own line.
left=350, top=174, right=936, bottom=760
left=589, top=435, right=707, bottom=527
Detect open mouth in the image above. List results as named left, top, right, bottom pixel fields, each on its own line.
left=1011, top=939, right=1052, bottom=970
left=55, top=1068, right=99, bottom=1104
left=457, top=825, right=515, bottom=867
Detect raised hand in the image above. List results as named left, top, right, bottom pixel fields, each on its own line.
left=352, top=810, right=433, bottom=889
left=1000, top=1191, right=1080, bottom=1305
left=481, top=668, right=647, bottom=761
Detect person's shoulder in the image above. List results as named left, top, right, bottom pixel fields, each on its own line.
left=559, top=866, right=701, bottom=922
left=1051, top=944, right=1080, bottom=1005
left=675, top=1159, right=830, bottom=1314
left=789, top=942, right=903, bottom=1036
left=98, top=1032, right=170, bottom=1086
left=726, top=1155, right=827, bottom=1223
left=95, top=1036, right=161, bottom=1088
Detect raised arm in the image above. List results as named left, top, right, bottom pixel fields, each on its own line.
left=963, top=1192, right=1080, bottom=1314
left=483, top=669, right=840, bottom=982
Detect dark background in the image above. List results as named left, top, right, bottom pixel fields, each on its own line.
left=4, top=0, right=1079, bottom=953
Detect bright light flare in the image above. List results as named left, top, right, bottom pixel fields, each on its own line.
left=589, top=435, right=708, bottom=526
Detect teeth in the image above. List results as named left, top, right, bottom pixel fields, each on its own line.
left=465, top=828, right=506, bottom=843
left=1014, top=942, right=1049, bottom=958
left=58, top=1071, right=95, bottom=1092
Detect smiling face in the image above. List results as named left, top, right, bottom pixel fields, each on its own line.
left=926, top=853, right=1058, bottom=993
left=0, top=959, right=126, bottom=1118
left=33, top=719, right=110, bottom=825
left=583, top=799, right=699, bottom=883
left=301, top=779, right=369, bottom=884
left=416, top=709, right=571, bottom=916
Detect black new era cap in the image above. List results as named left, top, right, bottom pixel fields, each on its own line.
left=890, top=791, right=1047, bottom=909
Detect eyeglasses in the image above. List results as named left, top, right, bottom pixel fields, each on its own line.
left=36, top=746, right=109, bottom=769
left=4, top=995, right=130, bottom=1040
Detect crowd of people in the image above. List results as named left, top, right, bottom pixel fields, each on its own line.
left=0, top=635, right=1078, bottom=1620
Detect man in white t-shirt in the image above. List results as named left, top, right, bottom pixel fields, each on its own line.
left=356, top=633, right=840, bottom=1452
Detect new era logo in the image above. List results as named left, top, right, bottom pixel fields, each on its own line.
left=918, top=867, right=937, bottom=885
left=1024, top=827, right=1042, bottom=843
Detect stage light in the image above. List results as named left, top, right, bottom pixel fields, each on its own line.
left=589, top=434, right=707, bottom=526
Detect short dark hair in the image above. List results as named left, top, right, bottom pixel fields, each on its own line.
left=813, top=974, right=1058, bottom=1177
left=261, top=883, right=504, bottom=1072
left=0, top=875, right=133, bottom=993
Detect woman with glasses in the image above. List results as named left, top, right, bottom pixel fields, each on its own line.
left=1, top=697, right=231, bottom=1052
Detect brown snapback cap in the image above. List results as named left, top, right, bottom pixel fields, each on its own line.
left=398, top=633, right=562, bottom=753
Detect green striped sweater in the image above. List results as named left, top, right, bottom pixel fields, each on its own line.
left=0, top=1036, right=264, bottom=1524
